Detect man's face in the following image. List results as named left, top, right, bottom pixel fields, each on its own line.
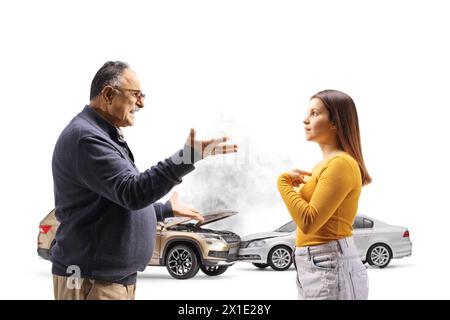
left=106, top=69, right=145, bottom=127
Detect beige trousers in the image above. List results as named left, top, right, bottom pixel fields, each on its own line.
left=53, top=274, right=136, bottom=300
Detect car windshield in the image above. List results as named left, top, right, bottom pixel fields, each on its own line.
left=275, top=221, right=296, bottom=232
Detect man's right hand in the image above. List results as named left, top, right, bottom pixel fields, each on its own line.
left=185, top=128, right=238, bottom=159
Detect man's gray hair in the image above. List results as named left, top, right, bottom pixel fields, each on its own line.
left=89, top=61, right=129, bottom=101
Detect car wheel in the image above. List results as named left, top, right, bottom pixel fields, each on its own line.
left=252, top=263, right=269, bottom=269
left=268, top=246, right=292, bottom=271
left=367, top=244, right=392, bottom=268
left=200, top=265, right=228, bottom=276
left=166, top=245, right=200, bottom=279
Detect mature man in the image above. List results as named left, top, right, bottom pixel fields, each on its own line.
left=51, top=61, right=237, bottom=300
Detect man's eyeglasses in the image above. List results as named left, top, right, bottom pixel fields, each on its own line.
left=112, top=86, right=146, bottom=100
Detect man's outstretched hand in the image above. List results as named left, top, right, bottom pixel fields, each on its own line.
left=185, top=128, right=238, bottom=159
left=169, top=192, right=204, bottom=223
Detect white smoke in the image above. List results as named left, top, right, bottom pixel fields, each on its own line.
left=175, top=111, right=296, bottom=235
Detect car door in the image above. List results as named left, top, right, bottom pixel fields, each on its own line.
left=352, top=216, right=372, bottom=258
left=149, top=224, right=163, bottom=265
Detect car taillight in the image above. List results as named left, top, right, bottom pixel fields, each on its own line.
left=39, top=225, right=52, bottom=234
left=403, top=230, right=410, bottom=238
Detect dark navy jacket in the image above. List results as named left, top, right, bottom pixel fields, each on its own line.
left=51, top=105, right=195, bottom=284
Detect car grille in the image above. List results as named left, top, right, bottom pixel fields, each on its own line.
left=221, top=234, right=240, bottom=244
left=208, top=251, right=229, bottom=259
left=238, top=254, right=261, bottom=260
left=208, top=249, right=239, bottom=262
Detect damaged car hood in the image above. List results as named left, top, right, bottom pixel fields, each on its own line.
left=164, top=210, right=238, bottom=229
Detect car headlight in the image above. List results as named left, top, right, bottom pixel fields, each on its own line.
left=200, top=234, right=225, bottom=242
left=248, top=240, right=266, bottom=248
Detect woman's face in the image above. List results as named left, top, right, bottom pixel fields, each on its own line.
left=303, top=98, right=336, bottom=143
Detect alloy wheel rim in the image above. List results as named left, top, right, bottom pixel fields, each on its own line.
left=168, top=248, right=193, bottom=275
left=371, top=246, right=389, bottom=266
left=272, top=248, right=291, bottom=268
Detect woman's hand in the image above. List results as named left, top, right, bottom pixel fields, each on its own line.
left=285, top=169, right=312, bottom=187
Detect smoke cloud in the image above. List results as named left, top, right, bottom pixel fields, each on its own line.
left=175, top=112, right=296, bottom=235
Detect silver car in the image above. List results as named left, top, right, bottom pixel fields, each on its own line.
left=238, top=214, right=412, bottom=270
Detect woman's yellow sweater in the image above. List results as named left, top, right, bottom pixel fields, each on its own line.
left=277, top=153, right=362, bottom=247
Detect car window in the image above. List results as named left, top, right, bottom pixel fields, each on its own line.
left=353, top=216, right=364, bottom=229
left=363, top=218, right=374, bottom=228
left=276, top=221, right=296, bottom=232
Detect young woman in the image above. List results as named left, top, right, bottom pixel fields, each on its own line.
left=277, top=89, right=371, bottom=300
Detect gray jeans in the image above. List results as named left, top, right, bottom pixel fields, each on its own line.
left=293, top=236, right=369, bottom=300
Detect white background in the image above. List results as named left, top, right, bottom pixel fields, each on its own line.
left=0, top=0, right=449, bottom=299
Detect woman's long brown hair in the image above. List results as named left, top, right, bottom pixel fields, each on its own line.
left=311, top=89, right=372, bottom=186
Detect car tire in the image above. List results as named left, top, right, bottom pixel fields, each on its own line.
left=268, top=246, right=293, bottom=271
left=200, top=265, right=228, bottom=276
left=166, top=245, right=200, bottom=279
left=367, top=243, right=392, bottom=268
left=252, top=263, right=269, bottom=269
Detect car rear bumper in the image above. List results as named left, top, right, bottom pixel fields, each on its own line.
left=393, top=241, right=413, bottom=259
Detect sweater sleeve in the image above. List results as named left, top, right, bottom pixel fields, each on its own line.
left=277, top=157, right=354, bottom=235
left=77, top=136, right=195, bottom=211
left=153, top=201, right=174, bottom=222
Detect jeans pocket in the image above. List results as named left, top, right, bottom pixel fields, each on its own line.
left=311, top=254, right=337, bottom=271
left=297, top=262, right=338, bottom=300
left=349, top=268, right=369, bottom=300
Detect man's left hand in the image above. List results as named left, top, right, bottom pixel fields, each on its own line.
left=169, top=192, right=204, bottom=223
